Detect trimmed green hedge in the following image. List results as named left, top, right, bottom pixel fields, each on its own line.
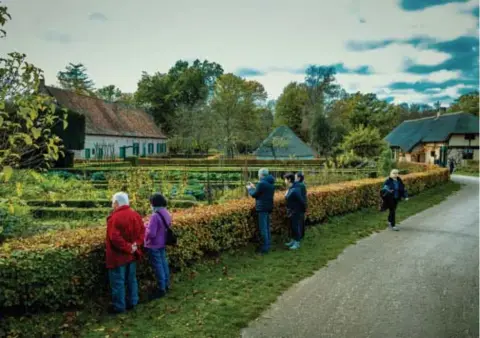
left=27, top=200, right=110, bottom=208
left=0, top=167, right=449, bottom=314
left=31, top=207, right=110, bottom=219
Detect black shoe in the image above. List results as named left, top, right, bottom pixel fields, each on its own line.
left=149, top=290, right=166, bottom=300
left=108, top=306, right=125, bottom=315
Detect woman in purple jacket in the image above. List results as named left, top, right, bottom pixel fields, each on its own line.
left=145, top=193, right=171, bottom=299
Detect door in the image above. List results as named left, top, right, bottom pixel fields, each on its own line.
left=85, top=148, right=90, bottom=159
left=119, top=146, right=126, bottom=159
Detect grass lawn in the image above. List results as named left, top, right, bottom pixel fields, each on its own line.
left=2, top=181, right=461, bottom=338
left=455, top=170, right=480, bottom=177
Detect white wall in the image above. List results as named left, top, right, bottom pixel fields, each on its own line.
left=74, top=134, right=167, bottom=159
left=449, top=134, right=479, bottom=147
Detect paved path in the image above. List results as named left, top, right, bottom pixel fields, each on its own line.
left=242, top=176, right=479, bottom=338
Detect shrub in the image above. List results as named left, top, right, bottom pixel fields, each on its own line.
left=90, top=172, right=106, bottom=181
left=0, top=167, right=449, bottom=313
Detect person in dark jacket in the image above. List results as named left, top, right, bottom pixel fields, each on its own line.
left=284, top=173, right=307, bottom=250
left=295, top=172, right=307, bottom=239
left=145, top=193, right=171, bottom=300
left=381, top=169, right=408, bottom=231
left=106, top=192, right=145, bottom=314
left=449, top=159, right=455, bottom=174
left=247, top=168, right=276, bottom=254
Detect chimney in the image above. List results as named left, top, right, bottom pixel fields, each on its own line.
left=38, top=77, right=46, bottom=93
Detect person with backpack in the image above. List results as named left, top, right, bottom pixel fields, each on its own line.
left=295, top=172, right=307, bottom=239
left=145, top=193, right=172, bottom=299
left=381, top=169, right=408, bottom=231
left=284, top=173, right=307, bottom=250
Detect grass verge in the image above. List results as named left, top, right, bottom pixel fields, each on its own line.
left=1, top=181, right=461, bottom=338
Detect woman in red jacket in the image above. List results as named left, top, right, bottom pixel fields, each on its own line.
left=106, top=192, right=145, bottom=314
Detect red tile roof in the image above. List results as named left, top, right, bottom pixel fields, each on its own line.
left=45, top=86, right=166, bottom=139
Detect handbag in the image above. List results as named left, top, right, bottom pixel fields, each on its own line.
left=156, top=211, right=178, bottom=246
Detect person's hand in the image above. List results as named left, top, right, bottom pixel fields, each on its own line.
left=131, top=243, right=137, bottom=254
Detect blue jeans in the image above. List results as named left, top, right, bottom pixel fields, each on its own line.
left=258, top=212, right=271, bottom=253
left=290, top=212, right=303, bottom=242
left=108, top=262, right=138, bottom=312
left=147, top=248, right=170, bottom=291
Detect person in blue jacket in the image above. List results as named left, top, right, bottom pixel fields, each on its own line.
left=381, top=169, right=409, bottom=231
left=295, top=172, right=307, bottom=239
left=284, top=173, right=307, bottom=250
left=247, top=168, right=276, bottom=254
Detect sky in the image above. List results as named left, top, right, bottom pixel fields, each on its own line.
left=0, top=0, right=478, bottom=106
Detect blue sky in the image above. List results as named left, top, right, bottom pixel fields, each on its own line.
left=0, top=0, right=478, bottom=105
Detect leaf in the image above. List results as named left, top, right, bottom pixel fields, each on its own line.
left=31, top=127, right=41, bottom=140
left=2, top=166, right=13, bottom=182
left=0, top=116, right=3, bottom=127
left=63, top=119, right=68, bottom=130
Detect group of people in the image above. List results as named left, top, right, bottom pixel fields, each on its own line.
left=246, top=168, right=308, bottom=254
left=105, top=167, right=409, bottom=314
left=106, top=191, right=172, bottom=314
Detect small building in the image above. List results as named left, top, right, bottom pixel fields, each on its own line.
left=385, top=112, right=479, bottom=164
left=42, top=84, right=167, bottom=160
left=254, top=126, right=317, bottom=160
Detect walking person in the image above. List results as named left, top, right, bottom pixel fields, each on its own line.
left=449, top=158, right=456, bottom=175
left=106, top=192, right=145, bottom=314
left=247, top=168, right=276, bottom=254
left=381, top=169, right=408, bottom=231
left=295, top=171, right=307, bottom=239
left=284, top=173, right=307, bottom=250
left=145, top=193, right=171, bottom=300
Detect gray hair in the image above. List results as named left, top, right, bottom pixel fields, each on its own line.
left=258, top=168, right=269, bottom=178
left=112, top=192, right=129, bottom=206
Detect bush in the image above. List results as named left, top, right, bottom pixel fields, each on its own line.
left=31, top=207, right=110, bottom=219
left=90, top=172, right=106, bottom=181
left=0, top=167, right=449, bottom=313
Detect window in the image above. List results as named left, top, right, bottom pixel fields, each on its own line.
left=162, top=143, right=167, bottom=153
left=133, top=143, right=139, bottom=156
left=142, top=144, right=146, bottom=157
left=156, top=143, right=161, bottom=154
left=464, top=134, right=475, bottom=141
left=91, top=148, right=95, bottom=155
left=463, top=149, right=474, bottom=160
left=148, top=143, right=154, bottom=154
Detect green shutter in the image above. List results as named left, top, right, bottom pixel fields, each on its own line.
left=148, top=143, right=154, bottom=154
left=133, top=143, right=139, bottom=156
left=142, top=144, right=146, bottom=157
left=156, top=143, right=161, bottom=154
left=85, top=148, right=90, bottom=159
left=119, top=146, right=126, bottom=159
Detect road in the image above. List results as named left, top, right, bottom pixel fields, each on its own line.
left=242, top=175, right=479, bottom=338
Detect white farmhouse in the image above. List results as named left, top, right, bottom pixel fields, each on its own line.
left=41, top=84, right=167, bottom=160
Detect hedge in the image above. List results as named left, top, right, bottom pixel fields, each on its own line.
left=0, top=166, right=449, bottom=314
left=31, top=207, right=110, bottom=219
left=27, top=200, right=110, bottom=208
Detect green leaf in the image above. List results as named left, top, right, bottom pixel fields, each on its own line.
left=0, top=116, right=3, bottom=127
left=50, top=103, right=56, bottom=114
left=31, top=127, right=41, bottom=140
left=2, top=166, right=13, bottom=182
left=63, top=119, right=68, bottom=130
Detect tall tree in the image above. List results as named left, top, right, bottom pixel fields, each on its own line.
left=448, top=91, right=479, bottom=116
left=274, top=82, right=309, bottom=141
left=135, top=59, right=223, bottom=134
left=340, top=126, right=385, bottom=159
left=96, top=85, right=122, bottom=102
left=211, top=74, right=267, bottom=157
left=57, top=63, right=95, bottom=95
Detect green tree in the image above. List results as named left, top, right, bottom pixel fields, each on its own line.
left=96, top=85, right=122, bottom=102
left=340, top=125, right=385, bottom=159
left=310, top=112, right=345, bottom=159
left=378, top=147, right=394, bottom=177
left=448, top=91, right=479, bottom=116
left=0, top=1, right=10, bottom=38
left=0, top=6, right=66, bottom=179
left=57, top=63, right=95, bottom=95
left=135, top=59, right=223, bottom=134
left=211, top=74, right=267, bottom=157
left=274, top=82, right=309, bottom=140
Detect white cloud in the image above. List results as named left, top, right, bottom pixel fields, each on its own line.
left=0, top=0, right=476, bottom=104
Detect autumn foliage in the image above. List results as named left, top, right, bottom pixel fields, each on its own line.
left=0, top=165, right=449, bottom=313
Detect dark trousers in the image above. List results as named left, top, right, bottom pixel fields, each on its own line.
left=300, top=213, right=306, bottom=239
left=388, top=199, right=398, bottom=227
left=258, top=212, right=271, bottom=253
left=289, top=212, right=303, bottom=241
